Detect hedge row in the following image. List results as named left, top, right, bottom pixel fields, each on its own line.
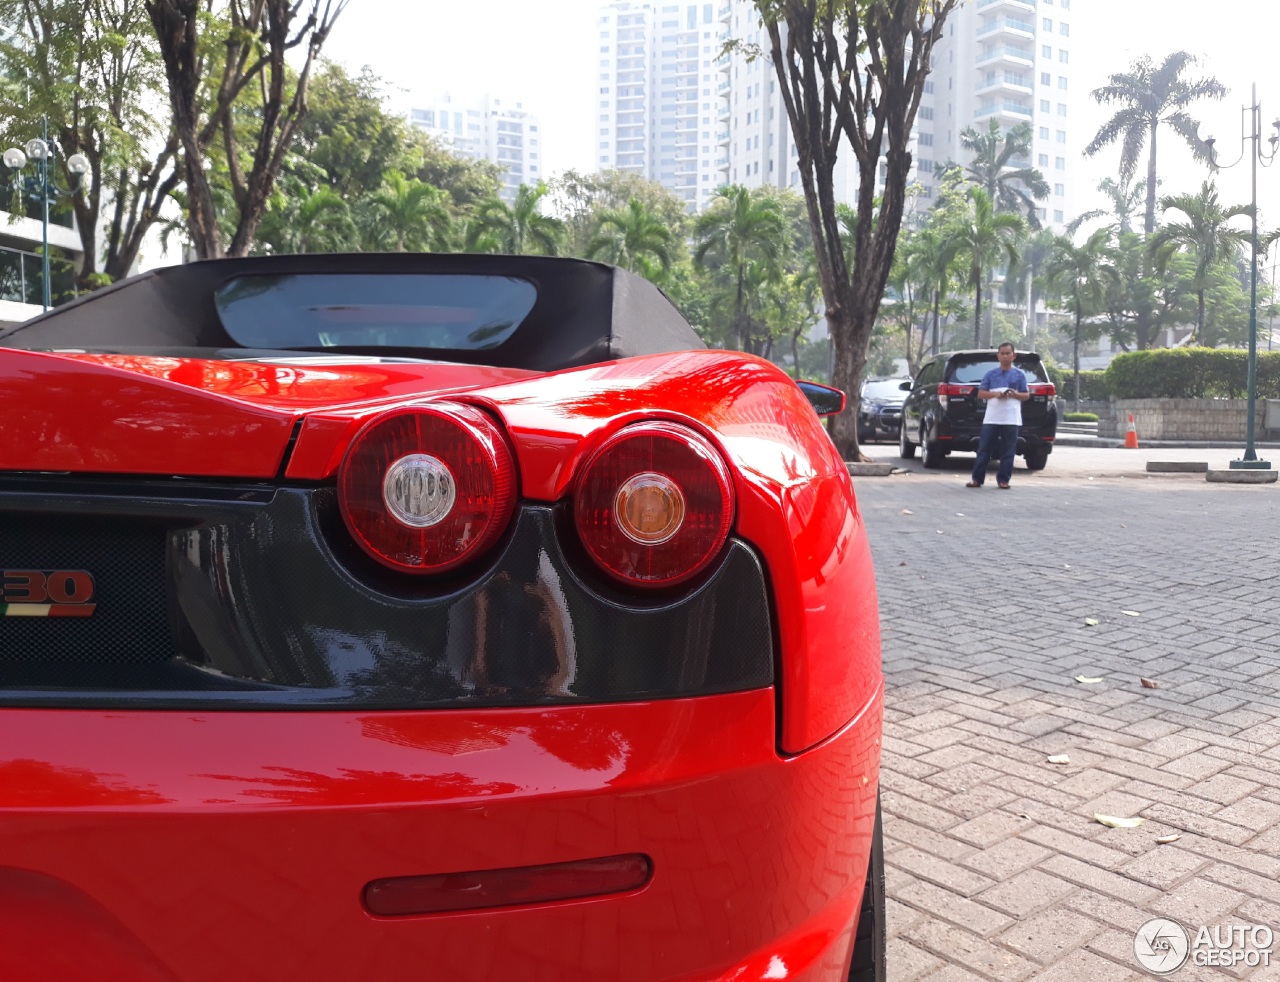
left=1046, top=366, right=1110, bottom=401
left=1104, top=348, right=1280, bottom=400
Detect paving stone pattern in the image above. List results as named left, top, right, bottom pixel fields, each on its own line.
left=858, top=477, right=1280, bottom=981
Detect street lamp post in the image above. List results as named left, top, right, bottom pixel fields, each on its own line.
left=2, top=116, right=90, bottom=313
left=1205, top=83, right=1280, bottom=470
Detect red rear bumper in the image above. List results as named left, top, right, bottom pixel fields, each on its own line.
left=0, top=686, right=881, bottom=981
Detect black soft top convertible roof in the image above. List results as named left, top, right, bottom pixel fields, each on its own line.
left=0, top=253, right=705, bottom=372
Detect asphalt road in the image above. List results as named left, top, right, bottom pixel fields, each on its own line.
left=856, top=463, right=1280, bottom=981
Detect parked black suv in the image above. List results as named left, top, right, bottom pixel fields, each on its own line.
left=857, top=376, right=913, bottom=443
left=898, top=349, right=1058, bottom=470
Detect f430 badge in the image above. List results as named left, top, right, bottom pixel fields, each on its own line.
left=1, top=570, right=96, bottom=617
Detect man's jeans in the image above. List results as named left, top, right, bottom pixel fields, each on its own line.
left=971, top=424, right=1019, bottom=485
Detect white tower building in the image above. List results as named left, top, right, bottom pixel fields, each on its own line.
left=409, top=93, right=543, bottom=203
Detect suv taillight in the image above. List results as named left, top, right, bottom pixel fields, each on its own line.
left=574, top=422, right=734, bottom=588
left=338, top=403, right=518, bottom=574
left=1029, top=382, right=1057, bottom=396
left=937, top=382, right=976, bottom=408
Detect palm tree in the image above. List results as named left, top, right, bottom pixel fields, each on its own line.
left=946, top=188, right=1025, bottom=347
left=1067, top=177, right=1147, bottom=237
left=363, top=172, right=451, bottom=252
left=904, top=226, right=956, bottom=359
left=1151, top=180, right=1252, bottom=340
left=465, top=181, right=566, bottom=256
left=586, top=198, right=675, bottom=281
left=959, top=119, right=1049, bottom=227
left=1084, top=52, right=1227, bottom=235
left=1003, top=227, right=1056, bottom=336
left=278, top=187, right=355, bottom=253
left=694, top=185, right=785, bottom=351
left=1044, top=229, right=1117, bottom=409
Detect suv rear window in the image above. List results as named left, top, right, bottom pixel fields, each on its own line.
left=214, top=273, right=538, bottom=351
left=948, top=357, right=1047, bottom=384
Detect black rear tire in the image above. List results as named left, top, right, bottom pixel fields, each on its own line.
left=1024, top=448, right=1049, bottom=471
left=920, top=427, right=944, bottom=469
left=898, top=423, right=915, bottom=459
left=847, top=793, right=886, bottom=982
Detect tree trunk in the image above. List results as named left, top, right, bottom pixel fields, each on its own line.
left=1073, top=297, right=1082, bottom=411
left=1144, top=120, right=1159, bottom=236
left=1197, top=288, right=1205, bottom=340
left=932, top=291, right=942, bottom=356
left=828, top=301, right=872, bottom=460
left=973, top=268, right=982, bottom=346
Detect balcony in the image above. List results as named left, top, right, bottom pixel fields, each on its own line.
left=975, top=100, right=1033, bottom=120
left=976, top=16, right=1035, bottom=40
left=976, top=45, right=1035, bottom=69
left=975, top=71, right=1033, bottom=96
left=976, top=0, right=1035, bottom=10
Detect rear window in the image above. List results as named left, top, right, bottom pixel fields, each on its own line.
left=948, top=357, right=1047, bottom=384
left=214, top=273, right=538, bottom=351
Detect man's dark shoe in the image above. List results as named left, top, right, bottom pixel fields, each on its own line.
left=998, top=482, right=1010, bottom=489
left=965, top=481, right=981, bottom=488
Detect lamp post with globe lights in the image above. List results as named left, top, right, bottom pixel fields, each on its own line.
left=1203, top=83, right=1280, bottom=469
left=3, top=116, right=90, bottom=312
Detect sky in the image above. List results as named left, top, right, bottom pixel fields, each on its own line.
left=324, top=0, right=1280, bottom=258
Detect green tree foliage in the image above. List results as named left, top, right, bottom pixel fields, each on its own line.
left=586, top=198, right=675, bottom=282
left=361, top=171, right=452, bottom=252
left=1084, top=51, right=1226, bottom=236
left=1095, top=231, right=1195, bottom=350
left=1044, top=228, right=1118, bottom=408
left=694, top=184, right=786, bottom=353
left=959, top=119, right=1049, bottom=228
left=549, top=169, right=690, bottom=258
left=0, top=0, right=178, bottom=285
left=945, top=187, right=1025, bottom=347
left=1151, top=180, right=1252, bottom=340
left=465, top=180, right=565, bottom=256
left=409, top=129, right=503, bottom=210
left=256, top=185, right=354, bottom=254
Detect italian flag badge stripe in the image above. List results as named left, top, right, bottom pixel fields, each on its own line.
left=0, top=604, right=96, bottom=617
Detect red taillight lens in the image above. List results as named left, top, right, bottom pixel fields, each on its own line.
left=363, top=854, right=653, bottom=917
left=338, top=403, right=517, bottom=575
left=574, top=422, right=734, bottom=588
left=937, top=383, right=976, bottom=396
left=1029, top=382, right=1057, bottom=396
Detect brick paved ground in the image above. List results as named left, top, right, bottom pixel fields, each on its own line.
left=858, top=473, right=1280, bottom=981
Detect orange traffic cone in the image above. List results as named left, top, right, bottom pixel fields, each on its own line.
left=1124, top=413, right=1139, bottom=449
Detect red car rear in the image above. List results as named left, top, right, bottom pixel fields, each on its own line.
left=0, top=255, right=883, bottom=981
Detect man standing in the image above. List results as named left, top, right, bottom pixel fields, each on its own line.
left=966, top=342, right=1029, bottom=489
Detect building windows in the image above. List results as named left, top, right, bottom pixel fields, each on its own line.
left=1057, top=103, right=1067, bottom=116
left=1040, top=126, right=1050, bottom=139
left=1054, top=183, right=1064, bottom=196
left=1058, top=76, right=1068, bottom=89
left=918, top=158, right=933, bottom=172
left=1038, top=207, right=1047, bottom=221
left=1042, top=44, right=1052, bottom=58
left=1041, top=71, right=1051, bottom=85
left=920, top=107, right=934, bottom=120
left=1060, top=22, right=1069, bottom=35
left=1054, top=209, right=1064, bottom=222
left=1040, top=99, right=1050, bottom=112
left=1055, top=156, right=1065, bottom=169
left=924, top=80, right=934, bottom=94
left=1056, top=129, right=1067, bottom=143
left=1042, top=16, right=1052, bottom=29
left=1038, top=153, right=1048, bottom=166
left=1059, top=49, right=1069, bottom=63
left=919, top=133, right=933, bottom=146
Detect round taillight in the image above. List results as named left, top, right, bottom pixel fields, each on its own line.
left=338, top=403, right=517, bottom=574
left=574, top=422, right=734, bottom=587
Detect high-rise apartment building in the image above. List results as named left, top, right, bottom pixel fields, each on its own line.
left=625, top=0, right=1077, bottom=231
left=595, top=1, right=730, bottom=212
left=921, top=0, right=1076, bottom=229
left=409, top=93, right=542, bottom=203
